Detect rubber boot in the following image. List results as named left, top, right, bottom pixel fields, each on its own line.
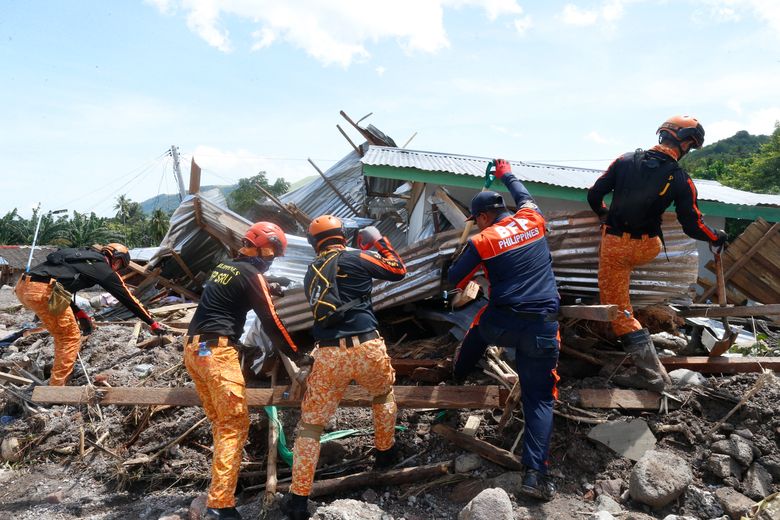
left=280, top=493, right=310, bottom=520
left=520, top=468, right=556, bottom=501
left=204, top=507, right=242, bottom=519
left=374, top=443, right=399, bottom=469
left=619, top=328, right=671, bottom=392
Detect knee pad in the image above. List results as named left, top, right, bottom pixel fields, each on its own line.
left=298, top=422, right=324, bottom=440
left=372, top=389, right=394, bottom=405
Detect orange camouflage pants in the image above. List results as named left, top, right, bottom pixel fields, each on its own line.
left=184, top=336, right=250, bottom=509
left=599, top=231, right=661, bottom=336
left=15, top=278, right=82, bottom=386
left=290, top=337, right=397, bottom=496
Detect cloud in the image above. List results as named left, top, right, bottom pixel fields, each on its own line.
left=701, top=0, right=780, bottom=32
left=148, top=0, right=527, bottom=66
left=375, top=66, right=387, bottom=77
left=189, top=145, right=311, bottom=184
left=584, top=131, right=617, bottom=145
left=514, top=14, right=533, bottom=34
left=560, top=0, right=628, bottom=26
left=707, top=107, right=780, bottom=143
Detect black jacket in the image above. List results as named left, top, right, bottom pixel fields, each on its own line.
left=188, top=257, right=297, bottom=356
left=30, top=248, right=153, bottom=324
left=588, top=148, right=719, bottom=241
left=305, top=240, right=406, bottom=341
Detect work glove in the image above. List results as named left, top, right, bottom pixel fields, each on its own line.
left=711, top=229, right=728, bottom=249
left=494, top=158, right=512, bottom=179
left=74, top=309, right=93, bottom=336
left=597, top=208, right=609, bottom=225
left=357, top=226, right=382, bottom=250
left=150, top=321, right=167, bottom=336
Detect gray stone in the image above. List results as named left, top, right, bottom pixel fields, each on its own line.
left=158, top=516, right=183, bottom=520
left=1, top=436, right=21, bottom=462
left=489, top=471, right=523, bottom=495
left=711, top=436, right=754, bottom=466
left=188, top=495, right=207, bottom=520
left=133, top=363, right=154, bottom=378
left=588, top=419, right=657, bottom=462
left=591, top=513, right=615, bottom=520
left=757, top=455, right=780, bottom=481
left=661, top=516, right=698, bottom=520
left=668, top=368, right=707, bottom=386
left=706, top=453, right=743, bottom=480
left=596, top=494, right=622, bottom=514
left=313, top=499, right=391, bottom=520
left=455, top=453, right=483, bottom=473
left=742, top=463, right=772, bottom=500
left=682, top=486, right=724, bottom=518
left=361, top=489, right=378, bottom=502
left=594, top=479, right=623, bottom=499
left=45, top=490, right=65, bottom=504
left=629, top=450, right=693, bottom=508
left=733, top=429, right=754, bottom=440
left=714, top=487, right=754, bottom=520
left=458, top=488, right=513, bottom=520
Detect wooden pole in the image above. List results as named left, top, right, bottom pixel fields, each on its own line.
left=431, top=423, right=523, bottom=470
left=307, top=158, right=361, bottom=216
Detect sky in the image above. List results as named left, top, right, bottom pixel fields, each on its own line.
left=1, top=0, right=779, bottom=218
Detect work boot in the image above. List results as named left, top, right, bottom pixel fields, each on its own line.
left=203, top=506, right=242, bottom=519
left=619, top=328, right=671, bottom=392
left=374, top=444, right=400, bottom=469
left=520, top=468, right=556, bottom=501
left=280, top=493, right=310, bottom=520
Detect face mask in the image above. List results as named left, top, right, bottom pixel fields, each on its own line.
left=245, top=255, right=271, bottom=273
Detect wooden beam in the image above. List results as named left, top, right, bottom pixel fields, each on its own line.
left=390, top=359, right=444, bottom=376
left=336, top=124, right=362, bottom=156
left=277, top=462, right=452, bottom=498
left=308, top=158, right=361, bottom=216
left=127, top=261, right=200, bottom=302
left=675, top=304, right=780, bottom=318
left=578, top=389, right=675, bottom=410
left=32, top=385, right=506, bottom=409
left=661, top=356, right=780, bottom=374
left=430, top=187, right=467, bottom=231
left=559, top=305, right=618, bottom=322
left=170, top=251, right=196, bottom=281
left=431, top=423, right=523, bottom=470
left=188, top=158, right=201, bottom=194
left=0, top=370, right=34, bottom=385
left=698, top=222, right=780, bottom=303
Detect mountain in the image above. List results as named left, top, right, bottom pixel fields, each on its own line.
left=139, top=185, right=236, bottom=214
left=681, top=130, right=770, bottom=176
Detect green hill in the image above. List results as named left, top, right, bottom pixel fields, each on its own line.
left=139, top=185, right=236, bottom=214
left=681, top=130, right=770, bottom=179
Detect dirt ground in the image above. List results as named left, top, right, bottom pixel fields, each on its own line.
left=1, top=300, right=779, bottom=520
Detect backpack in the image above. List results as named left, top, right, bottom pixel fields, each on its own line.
left=305, top=250, right=366, bottom=327
left=46, top=248, right=105, bottom=266
left=610, top=150, right=677, bottom=232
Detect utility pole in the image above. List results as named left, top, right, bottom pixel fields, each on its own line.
left=170, top=145, right=186, bottom=201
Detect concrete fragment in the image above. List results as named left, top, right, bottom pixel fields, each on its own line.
left=594, top=479, right=623, bottom=499
left=591, top=512, right=615, bottom=520
left=455, top=453, right=483, bottom=473
left=668, top=368, right=707, bottom=386
left=711, top=436, right=754, bottom=466
left=313, top=499, right=391, bottom=520
left=629, top=450, right=693, bottom=508
left=588, top=418, right=656, bottom=462
left=706, top=453, right=743, bottom=480
left=714, top=487, right=754, bottom=520
left=458, top=488, right=513, bottom=520
left=742, top=463, right=772, bottom=500
left=682, top=486, right=724, bottom=519
left=1, top=436, right=21, bottom=462
left=757, top=455, right=780, bottom=481
left=595, top=494, right=622, bottom=514
left=489, top=471, right=523, bottom=495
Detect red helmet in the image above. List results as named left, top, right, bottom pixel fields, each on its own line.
left=657, top=115, right=705, bottom=149
left=244, top=221, right=287, bottom=257
left=101, top=243, right=131, bottom=269
left=307, top=215, right=345, bottom=252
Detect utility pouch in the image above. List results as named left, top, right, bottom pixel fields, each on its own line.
left=48, top=281, right=73, bottom=315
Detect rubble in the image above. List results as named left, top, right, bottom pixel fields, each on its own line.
left=628, top=450, right=693, bottom=508
left=458, top=488, right=513, bottom=520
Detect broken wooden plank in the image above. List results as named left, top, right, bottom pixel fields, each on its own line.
left=277, top=462, right=452, bottom=498
left=452, top=281, right=481, bottom=309
left=675, top=304, right=780, bottom=318
left=578, top=389, right=672, bottom=410
left=559, top=304, right=618, bottom=322
left=462, top=415, right=481, bottom=437
left=32, top=385, right=506, bottom=409
left=391, top=359, right=445, bottom=376
left=127, top=262, right=200, bottom=302
left=0, top=370, right=34, bottom=385
left=661, top=356, right=780, bottom=374
left=149, top=303, right=199, bottom=316
left=431, top=423, right=523, bottom=470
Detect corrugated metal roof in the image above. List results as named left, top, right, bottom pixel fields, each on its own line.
left=362, top=146, right=780, bottom=208
left=0, top=246, right=58, bottom=270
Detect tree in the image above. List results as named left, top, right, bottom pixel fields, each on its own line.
left=227, top=171, right=290, bottom=218
left=10, top=209, right=69, bottom=245
left=0, top=209, right=22, bottom=245
left=149, top=208, right=170, bottom=243
left=62, top=211, right=118, bottom=247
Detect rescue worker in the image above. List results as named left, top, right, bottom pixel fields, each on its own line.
left=184, top=221, right=298, bottom=520
left=587, top=115, right=727, bottom=391
left=14, top=243, right=163, bottom=386
left=282, top=215, right=406, bottom=520
left=448, top=159, right=560, bottom=501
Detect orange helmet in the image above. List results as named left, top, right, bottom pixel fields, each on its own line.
left=657, top=115, right=705, bottom=149
left=244, top=221, right=287, bottom=257
left=307, top=215, right=345, bottom=251
left=101, top=243, right=131, bottom=269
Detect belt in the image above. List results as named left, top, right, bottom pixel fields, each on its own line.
left=23, top=273, right=54, bottom=284
left=185, top=333, right=232, bottom=347
left=605, top=227, right=658, bottom=240
left=318, top=330, right=380, bottom=348
left=495, top=307, right=558, bottom=322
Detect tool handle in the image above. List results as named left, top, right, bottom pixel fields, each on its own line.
left=713, top=251, right=727, bottom=307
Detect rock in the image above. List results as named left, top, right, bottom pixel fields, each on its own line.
left=45, top=490, right=65, bottom=504
left=661, top=516, right=698, bottom=520
left=594, top=479, right=623, bottom=499
left=455, top=453, right=483, bottom=473
left=458, top=488, right=513, bottom=520
left=1, top=436, right=21, bottom=462
left=668, top=368, right=707, bottom=386
left=188, top=494, right=207, bottom=520
left=757, top=455, right=780, bottom=481
left=591, top=512, right=615, bottom=520
left=629, top=450, right=693, bottom=508
left=706, top=453, right=743, bottom=480
left=159, top=516, right=183, bottom=520
left=714, top=487, right=755, bottom=520
left=133, top=364, right=154, bottom=378
left=312, top=499, right=391, bottom=520
left=742, top=463, right=772, bottom=500
left=588, top=419, right=656, bottom=462
left=733, top=428, right=754, bottom=440
left=712, top=436, right=754, bottom=467
left=595, top=494, right=622, bottom=514
left=449, top=479, right=489, bottom=504
left=489, top=471, right=524, bottom=495
left=682, top=486, right=724, bottom=518
left=0, top=468, right=15, bottom=484
left=361, top=489, right=378, bottom=503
